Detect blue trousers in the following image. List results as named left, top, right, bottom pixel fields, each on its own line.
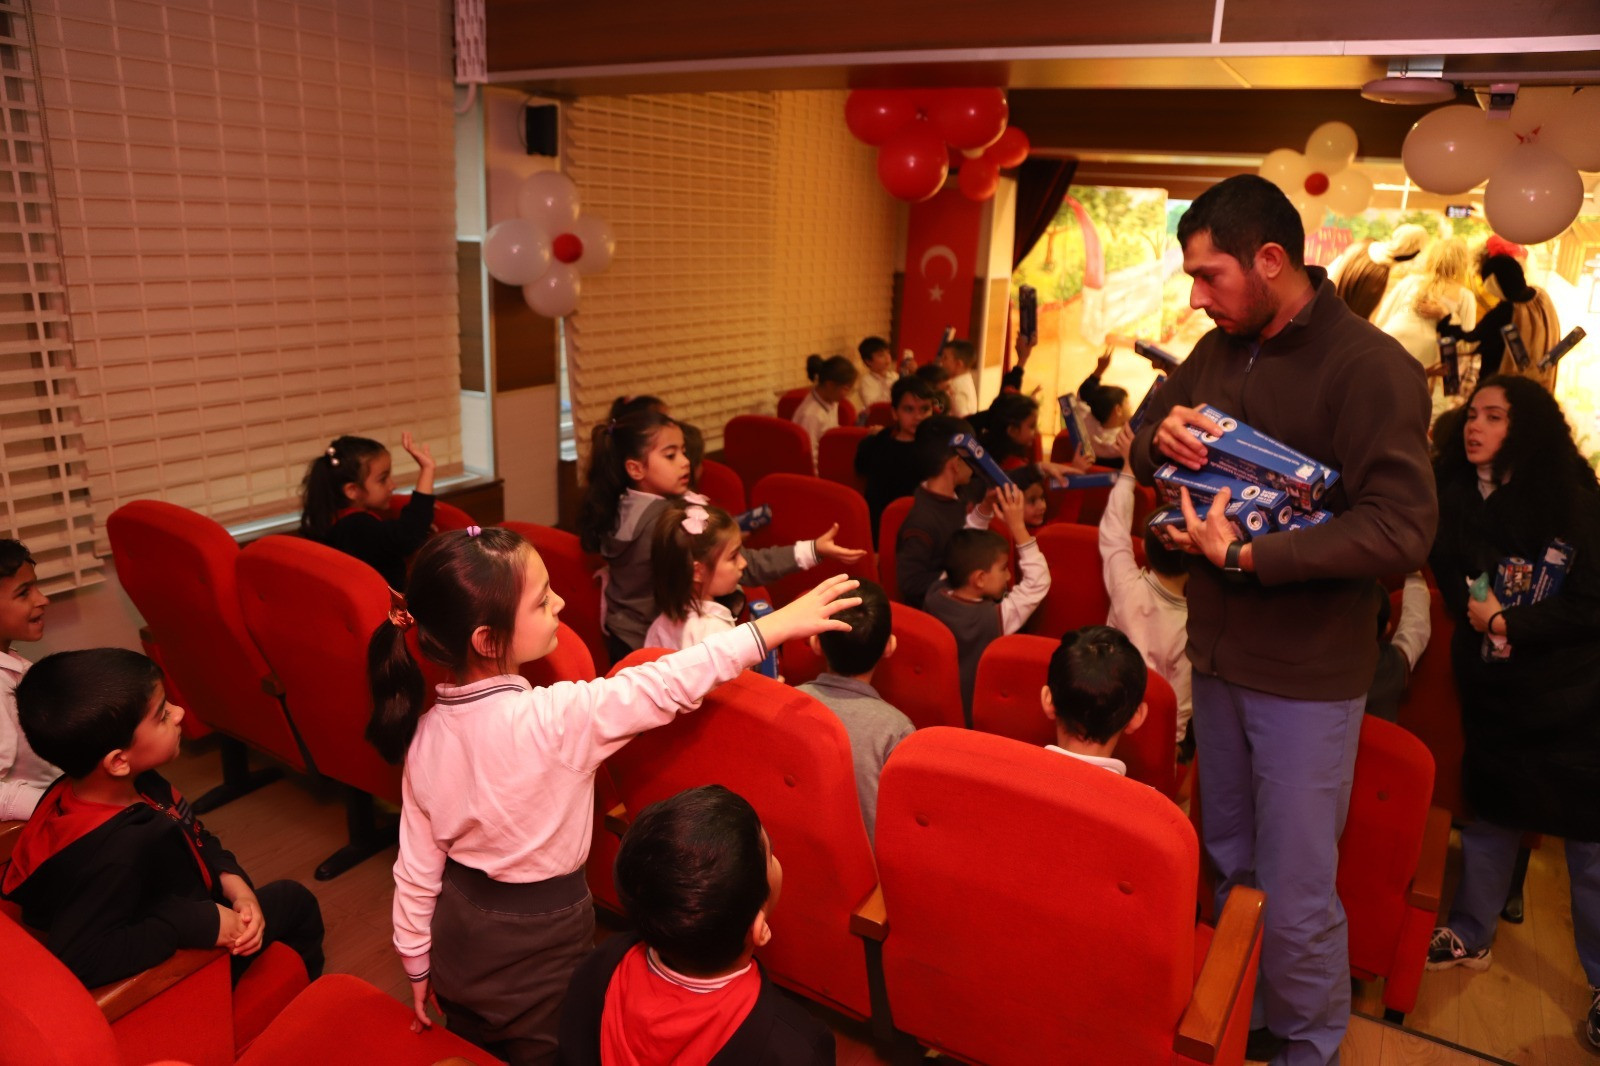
left=1193, top=674, right=1365, bottom=1066
left=1449, top=818, right=1600, bottom=986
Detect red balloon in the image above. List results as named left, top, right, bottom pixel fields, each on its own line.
left=552, top=232, right=584, bottom=263
left=845, top=90, right=919, bottom=147
left=929, top=88, right=1009, bottom=151
left=877, top=122, right=949, bottom=202
left=1303, top=171, right=1330, bottom=196
left=985, top=126, right=1031, bottom=168
left=958, top=158, right=1001, bottom=201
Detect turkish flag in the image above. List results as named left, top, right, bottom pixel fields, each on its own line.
left=900, top=185, right=983, bottom=366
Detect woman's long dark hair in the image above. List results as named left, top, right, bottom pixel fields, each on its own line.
left=576, top=411, right=678, bottom=553
left=366, top=527, right=531, bottom=764
left=300, top=435, right=387, bottom=540
left=1435, top=375, right=1599, bottom=543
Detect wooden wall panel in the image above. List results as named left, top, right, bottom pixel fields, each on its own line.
left=1221, top=0, right=1600, bottom=43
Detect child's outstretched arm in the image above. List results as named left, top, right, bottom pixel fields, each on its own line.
left=996, top=485, right=1050, bottom=635
left=401, top=431, right=436, bottom=497
left=1099, top=426, right=1141, bottom=598
left=742, top=524, right=865, bottom=586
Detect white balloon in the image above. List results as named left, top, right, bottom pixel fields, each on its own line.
left=572, top=215, right=616, bottom=275
left=1402, top=105, right=1517, bottom=195
left=517, top=171, right=581, bottom=231
left=523, top=264, right=582, bottom=318
left=1292, top=195, right=1325, bottom=236
left=1324, top=168, right=1374, bottom=217
left=482, top=219, right=552, bottom=286
left=1259, top=148, right=1309, bottom=195
left=1305, top=121, right=1359, bottom=170
left=1541, top=87, right=1600, bottom=172
left=1483, top=143, right=1585, bottom=246
left=1508, top=86, right=1576, bottom=139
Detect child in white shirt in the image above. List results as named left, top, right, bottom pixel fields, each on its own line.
left=644, top=499, right=748, bottom=651
left=366, top=525, right=861, bottom=1062
left=791, top=354, right=859, bottom=467
left=938, top=339, right=979, bottom=419
left=852, top=336, right=897, bottom=415
left=0, top=539, right=53, bottom=820
left=1039, top=625, right=1150, bottom=777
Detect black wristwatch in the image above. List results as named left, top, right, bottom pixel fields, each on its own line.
left=1223, top=540, right=1248, bottom=581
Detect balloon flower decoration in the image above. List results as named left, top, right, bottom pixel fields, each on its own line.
left=1257, top=121, right=1374, bottom=235
left=845, top=88, right=1031, bottom=203
left=481, top=171, right=616, bottom=319
left=1402, top=87, right=1600, bottom=246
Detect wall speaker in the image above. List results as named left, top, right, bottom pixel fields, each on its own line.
left=525, top=103, right=558, bottom=157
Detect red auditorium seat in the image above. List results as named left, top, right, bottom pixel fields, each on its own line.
left=604, top=652, right=879, bottom=1022
left=971, top=634, right=1180, bottom=800
left=864, top=402, right=895, bottom=429
left=779, top=602, right=966, bottom=732
left=776, top=387, right=856, bottom=427
left=863, top=728, right=1262, bottom=1065
left=746, top=473, right=877, bottom=606
left=1338, top=717, right=1450, bottom=1022
left=0, top=908, right=498, bottom=1065
left=1393, top=590, right=1465, bottom=818
left=137, top=630, right=211, bottom=740
left=501, top=521, right=609, bottom=673
left=723, top=415, right=815, bottom=485
left=107, top=501, right=308, bottom=811
left=817, top=426, right=872, bottom=492
left=519, top=620, right=596, bottom=689
left=235, top=535, right=399, bottom=880
left=877, top=495, right=915, bottom=604
left=386, top=492, right=476, bottom=531
left=696, top=458, right=746, bottom=513
left=1024, top=523, right=1112, bottom=639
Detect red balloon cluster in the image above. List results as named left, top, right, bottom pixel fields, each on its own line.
left=846, top=88, right=1030, bottom=203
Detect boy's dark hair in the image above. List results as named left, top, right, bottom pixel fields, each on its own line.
left=0, top=539, right=35, bottom=580
left=1142, top=523, right=1187, bottom=577
left=615, top=785, right=770, bottom=974
left=945, top=529, right=1008, bottom=590
left=1088, top=385, right=1129, bottom=425
left=890, top=374, right=935, bottom=408
left=1047, top=626, right=1148, bottom=744
left=940, top=338, right=977, bottom=368
left=1176, top=174, right=1306, bottom=272
left=858, top=336, right=891, bottom=363
left=609, top=395, right=668, bottom=420
left=805, top=353, right=858, bottom=388
left=913, top=362, right=948, bottom=387
left=299, top=435, right=388, bottom=541
left=16, top=649, right=164, bottom=778
left=912, top=414, right=973, bottom=480
left=816, top=579, right=892, bottom=676
left=577, top=411, right=679, bottom=553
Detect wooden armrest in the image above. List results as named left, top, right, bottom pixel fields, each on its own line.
left=260, top=672, right=285, bottom=698
left=138, top=625, right=156, bottom=646
left=1175, top=885, right=1264, bottom=1063
left=849, top=884, right=887, bottom=941
left=1408, top=805, right=1453, bottom=912
left=604, top=803, right=629, bottom=837
left=0, top=821, right=24, bottom=864
left=92, top=947, right=225, bottom=1024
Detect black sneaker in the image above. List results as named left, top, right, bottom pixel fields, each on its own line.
left=1586, top=985, right=1599, bottom=1050
left=1425, top=926, right=1492, bottom=971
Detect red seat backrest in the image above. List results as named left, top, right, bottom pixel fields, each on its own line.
left=724, top=415, right=815, bottom=487
left=875, top=728, right=1199, bottom=1064
left=877, top=496, right=916, bottom=604
left=1024, top=524, right=1111, bottom=638
left=1113, top=670, right=1178, bottom=800
left=817, top=427, right=872, bottom=492
left=0, top=909, right=127, bottom=1066
left=236, top=536, right=400, bottom=804
left=604, top=651, right=877, bottom=1020
left=864, top=402, right=895, bottom=429
left=696, top=459, right=746, bottom=514
left=1337, top=716, right=1435, bottom=988
left=776, top=387, right=809, bottom=421
left=746, top=474, right=877, bottom=606
left=106, top=501, right=307, bottom=772
left=519, top=621, right=596, bottom=688
left=387, top=493, right=475, bottom=531
left=971, top=633, right=1056, bottom=746
left=1393, top=591, right=1464, bottom=818
left=501, top=522, right=609, bottom=673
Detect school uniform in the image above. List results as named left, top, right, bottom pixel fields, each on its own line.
left=789, top=389, right=835, bottom=468
left=945, top=371, right=978, bottom=419
left=852, top=368, right=895, bottom=415
left=643, top=600, right=737, bottom=651
left=320, top=490, right=435, bottom=589
left=0, top=650, right=56, bottom=820
left=796, top=673, right=914, bottom=843
left=1045, top=746, right=1128, bottom=776
left=893, top=487, right=990, bottom=608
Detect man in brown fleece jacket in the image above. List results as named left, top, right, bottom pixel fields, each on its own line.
left=1131, top=176, right=1436, bottom=1066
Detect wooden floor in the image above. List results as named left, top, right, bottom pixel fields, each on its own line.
left=166, top=739, right=1589, bottom=1065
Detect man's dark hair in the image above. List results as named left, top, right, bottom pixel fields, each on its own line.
left=0, top=539, right=34, bottom=580
left=816, top=579, right=892, bottom=676
left=1176, top=174, right=1306, bottom=272
left=858, top=336, right=891, bottom=363
left=890, top=374, right=935, bottom=407
left=16, top=649, right=164, bottom=778
left=615, top=785, right=771, bottom=974
left=913, top=414, right=972, bottom=480
left=945, top=529, right=1008, bottom=590
left=1046, top=626, right=1148, bottom=744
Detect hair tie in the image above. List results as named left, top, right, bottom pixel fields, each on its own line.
left=325, top=445, right=339, bottom=467
left=681, top=505, right=708, bottom=536
left=682, top=491, right=709, bottom=506
left=466, top=525, right=482, bottom=537
left=606, top=418, right=617, bottom=437
left=387, top=588, right=415, bottom=631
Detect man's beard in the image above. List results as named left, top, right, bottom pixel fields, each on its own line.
left=1215, top=270, right=1277, bottom=339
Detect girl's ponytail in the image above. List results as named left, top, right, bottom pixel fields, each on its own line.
left=807, top=353, right=858, bottom=389
left=300, top=435, right=387, bottom=540
left=805, top=353, right=825, bottom=382
left=577, top=410, right=677, bottom=552
left=365, top=615, right=427, bottom=764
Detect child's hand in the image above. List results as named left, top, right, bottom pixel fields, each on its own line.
left=814, top=523, right=867, bottom=564
left=1095, top=347, right=1113, bottom=376
left=753, top=574, right=861, bottom=648
left=400, top=431, right=435, bottom=471
left=410, top=977, right=441, bottom=1032
left=994, top=483, right=1029, bottom=539
left=1016, top=332, right=1036, bottom=366
left=214, top=904, right=244, bottom=948
left=1114, top=424, right=1134, bottom=462
left=230, top=894, right=266, bottom=956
